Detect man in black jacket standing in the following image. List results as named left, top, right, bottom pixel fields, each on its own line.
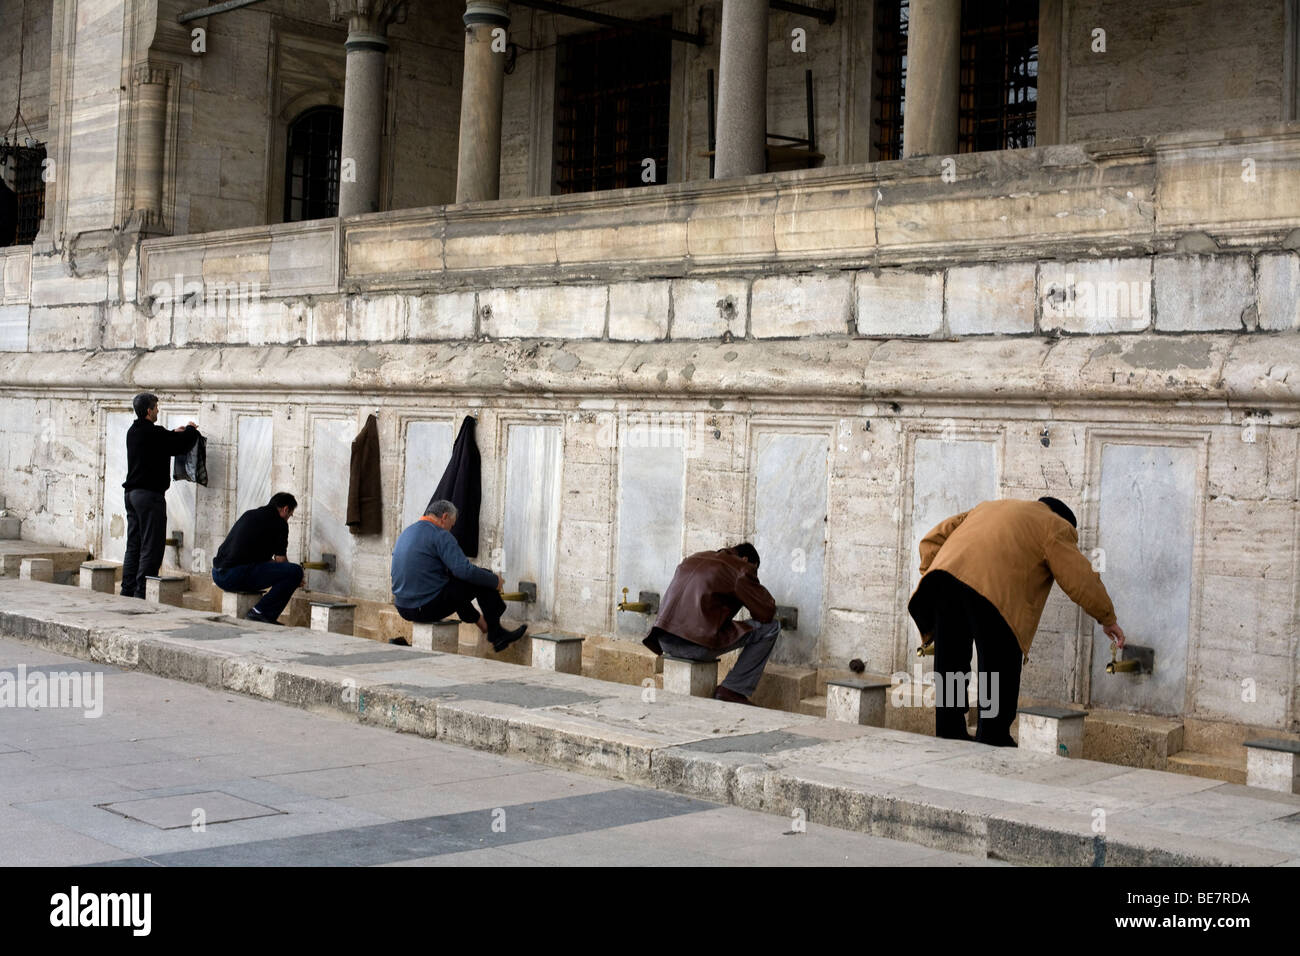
left=122, top=393, right=199, bottom=598
left=212, top=492, right=305, bottom=624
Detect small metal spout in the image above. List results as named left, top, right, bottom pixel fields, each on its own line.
left=500, top=580, right=537, bottom=603
left=301, top=552, right=336, bottom=573
left=1106, top=640, right=1154, bottom=675
left=917, top=643, right=935, bottom=658
left=617, top=587, right=657, bottom=614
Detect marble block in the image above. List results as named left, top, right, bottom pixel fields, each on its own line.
left=663, top=656, right=717, bottom=697
left=145, top=574, right=187, bottom=607
left=79, top=561, right=119, bottom=593
left=1018, top=706, right=1088, bottom=758
left=222, top=590, right=264, bottom=618
left=530, top=632, right=584, bottom=674
left=825, top=678, right=890, bottom=726
left=310, top=601, right=356, bottom=635
left=1244, top=739, right=1300, bottom=793
left=19, top=558, right=53, bottom=582
left=411, top=620, right=460, bottom=652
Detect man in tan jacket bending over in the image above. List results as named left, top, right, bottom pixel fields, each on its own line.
left=908, top=497, right=1126, bottom=746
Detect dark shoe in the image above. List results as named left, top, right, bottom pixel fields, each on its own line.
left=713, top=686, right=754, bottom=706
left=489, top=624, right=527, bottom=653
left=389, top=636, right=411, bottom=646
left=245, top=607, right=283, bottom=626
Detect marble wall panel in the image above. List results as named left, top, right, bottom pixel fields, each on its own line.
left=754, top=431, right=830, bottom=666
left=615, top=425, right=686, bottom=636
left=308, top=417, right=356, bottom=595
left=401, top=420, right=455, bottom=531
left=503, top=423, right=562, bottom=619
left=235, top=416, right=273, bottom=519
left=1089, top=442, right=1197, bottom=715
left=99, top=411, right=133, bottom=563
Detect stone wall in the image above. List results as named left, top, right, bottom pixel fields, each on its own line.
left=0, top=335, right=1297, bottom=734
left=1064, top=0, right=1291, bottom=141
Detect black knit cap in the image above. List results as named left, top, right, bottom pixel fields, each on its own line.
left=1038, top=496, right=1077, bottom=528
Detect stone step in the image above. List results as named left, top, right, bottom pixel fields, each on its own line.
left=752, top=664, right=819, bottom=711
left=1167, top=750, right=1247, bottom=785
left=587, top=640, right=660, bottom=684
left=796, top=694, right=826, bottom=718
left=1083, top=709, right=1184, bottom=770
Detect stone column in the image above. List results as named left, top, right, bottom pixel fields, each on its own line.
left=338, top=8, right=391, bottom=217
left=903, top=0, right=961, bottom=158
left=131, top=65, right=169, bottom=227
left=713, top=0, right=768, bottom=179
left=455, top=1, right=511, bottom=203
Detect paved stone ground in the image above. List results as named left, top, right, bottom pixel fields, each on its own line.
left=1, top=577, right=1298, bottom=866
left=0, top=636, right=997, bottom=866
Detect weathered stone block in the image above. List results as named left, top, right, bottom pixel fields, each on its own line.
left=946, top=262, right=1036, bottom=335
left=221, top=590, right=264, bottom=618
left=825, top=678, right=889, bottom=726
left=855, top=270, right=943, bottom=337
left=608, top=281, right=669, bottom=341
left=670, top=278, right=747, bottom=339
left=79, top=561, right=119, bottom=593
left=1018, top=706, right=1087, bottom=757
left=480, top=286, right=606, bottom=339
left=1244, top=739, right=1300, bottom=794
left=145, top=574, right=187, bottom=607
left=408, top=292, right=476, bottom=340
left=530, top=631, right=584, bottom=674
left=751, top=273, right=852, bottom=338
left=411, top=620, right=459, bottom=653
left=1154, top=255, right=1253, bottom=331
left=19, top=557, right=53, bottom=582
left=662, top=656, right=717, bottom=697
left=310, top=601, right=356, bottom=635
left=1039, top=258, right=1153, bottom=333
left=1257, top=253, right=1299, bottom=331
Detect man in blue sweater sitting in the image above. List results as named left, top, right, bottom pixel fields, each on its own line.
left=391, top=499, right=526, bottom=653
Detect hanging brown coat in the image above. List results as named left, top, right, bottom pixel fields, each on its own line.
left=347, top=414, right=382, bottom=536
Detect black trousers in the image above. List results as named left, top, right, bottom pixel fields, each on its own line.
left=930, top=574, right=1023, bottom=746
left=396, top=579, right=506, bottom=631
left=121, top=488, right=167, bottom=599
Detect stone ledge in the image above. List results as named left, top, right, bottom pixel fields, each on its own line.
left=0, top=577, right=1296, bottom=866
left=3, top=333, right=1300, bottom=405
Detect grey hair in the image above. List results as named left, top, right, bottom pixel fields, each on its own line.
left=424, top=499, right=458, bottom=520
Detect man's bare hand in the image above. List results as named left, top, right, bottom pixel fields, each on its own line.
left=496, top=574, right=505, bottom=590
left=1103, top=622, right=1126, bottom=648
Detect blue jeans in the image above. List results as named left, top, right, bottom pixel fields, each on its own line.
left=212, top=562, right=303, bottom=623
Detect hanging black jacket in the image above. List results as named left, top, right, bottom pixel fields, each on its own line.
left=428, top=415, right=481, bottom=557
left=124, top=420, right=200, bottom=494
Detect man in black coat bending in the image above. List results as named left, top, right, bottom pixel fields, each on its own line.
left=212, top=492, right=304, bottom=624
left=121, top=393, right=199, bottom=598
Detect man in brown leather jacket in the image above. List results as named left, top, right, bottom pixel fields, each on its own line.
left=643, top=544, right=780, bottom=705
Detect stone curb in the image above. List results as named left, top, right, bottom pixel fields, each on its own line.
left=0, top=598, right=1289, bottom=867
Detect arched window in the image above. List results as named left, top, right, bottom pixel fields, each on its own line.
left=283, top=106, right=342, bottom=222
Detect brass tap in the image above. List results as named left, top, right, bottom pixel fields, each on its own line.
left=916, top=642, right=935, bottom=658
left=500, top=581, right=537, bottom=603
left=1105, top=640, right=1140, bottom=674
left=618, top=587, right=653, bottom=613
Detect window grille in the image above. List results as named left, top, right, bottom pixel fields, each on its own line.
left=284, top=107, right=342, bottom=222
left=553, top=20, right=673, bottom=194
